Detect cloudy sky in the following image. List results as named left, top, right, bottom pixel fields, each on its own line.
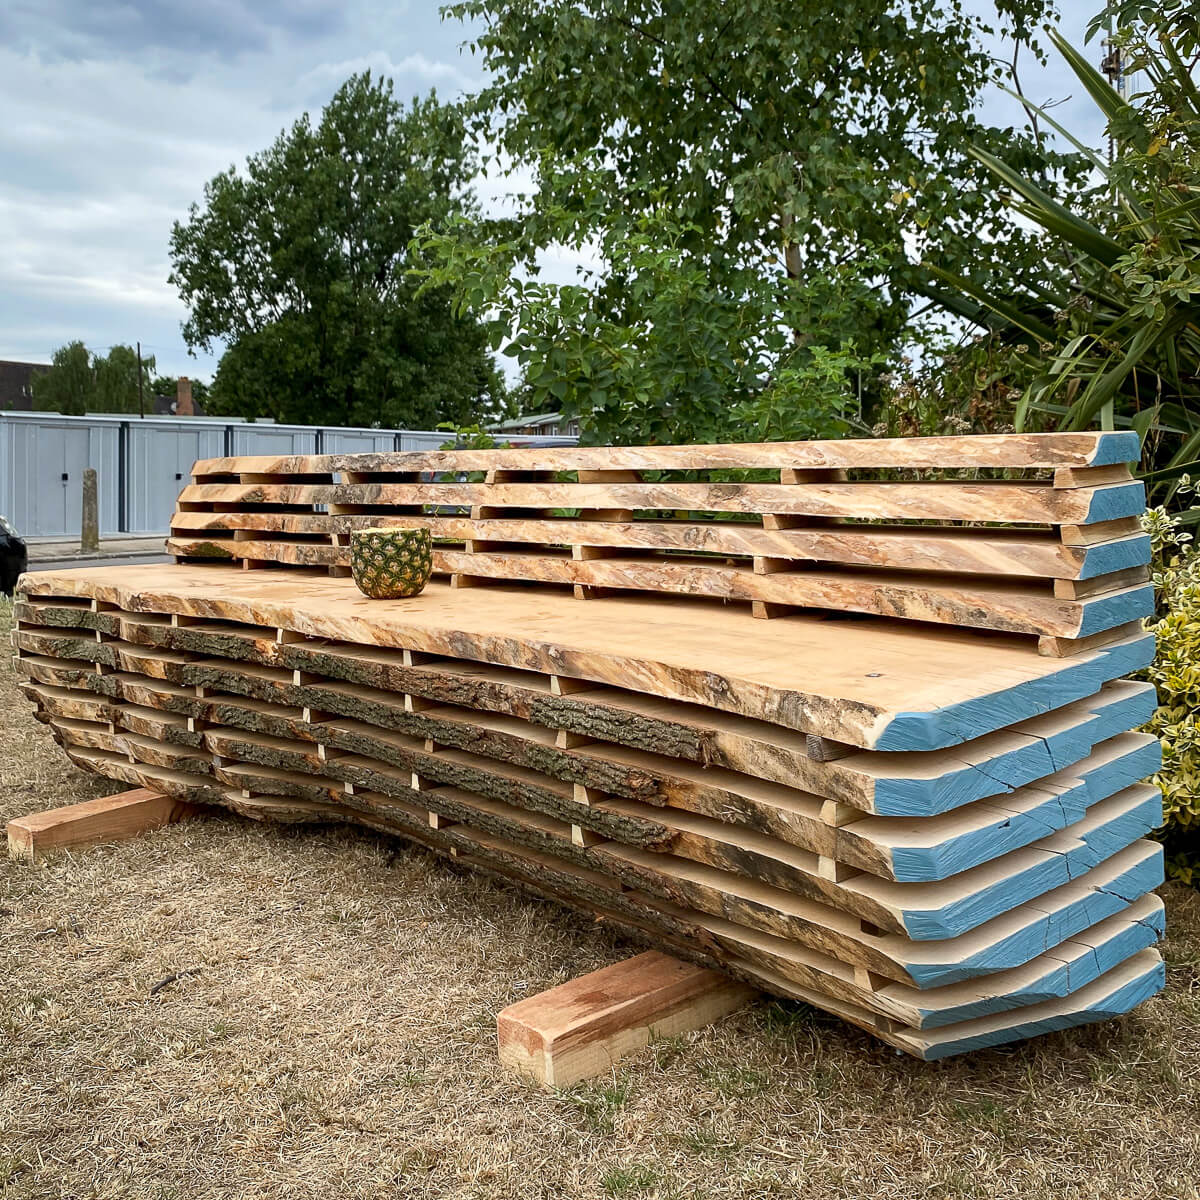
left=0, top=1, right=1110, bottom=384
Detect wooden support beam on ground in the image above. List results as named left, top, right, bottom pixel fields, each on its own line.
left=6, top=787, right=195, bottom=861
left=496, top=950, right=756, bottom=1087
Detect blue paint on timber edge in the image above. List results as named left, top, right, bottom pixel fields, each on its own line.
left=887, top=738, right=1161, bottom=882
left=1080, top=684, right=1158, bottom=750
left=898, top=790, right=1161, bottom=940
left=1040, top=844, right=1163, bottom=946
left=876, top=632, right=1155, bottom=752
left=903, top=845, right=1164, bottom=987
left=1090, top=431, right=1143, bottom=466
left=912, top=901, right=1165, bottom=1028
left=1078, top=533, right=1151, bottom=580
left=873, top=685, right=1158, bottom=816
left=919, top=957, right=1166, bottom=1059
left=1081, top=740, right=1162, bottom=801
left=888, top=790, right=1086, bottom=882
left=1071, top=792, right=1164, bottom=868
left=1078, top=586, right=1155, bottom=637
left=1099, top=633, right=1157, bottom=677
left=1083, top=481, right=1147, bottom=524
left=876, top=739, right=1060, bottom=818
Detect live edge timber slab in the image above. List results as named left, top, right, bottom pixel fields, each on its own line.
left=168, top=430, right=1152, bottom=647
left=6, top=787, right=194, bottom=860
left=15, top=565, right=1154, bottom=753
left=12, top=434, right=1164, bottom=1061
left=497, top=951, right=755, bottom=1086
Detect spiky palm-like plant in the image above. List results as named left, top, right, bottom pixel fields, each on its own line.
left=925, top=14, right=1200, bottom=509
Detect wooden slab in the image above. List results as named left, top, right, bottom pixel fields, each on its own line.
left=31, top=651, right=1164, bottom=989
left=167, top=536, right=1157, bottom=640
left=177, top=477, right=1147, bottom=527
left=16, top=602, right=1156, bottom=817
left=165, top=515, right=1152, bottom=582
left=44, top=688, right=1161, bottom=946
left=15, top=565, right=1155, bottom=751
left=44, top=735, right=1164, bottom=1046
left=6, top=787, right=194, bottom=861
left=496, top=951, right=755, bottom=1086
left=454, top=822, right=1165, bottom=1056
left=166, top=434, right=1150, bottom=643
left=187, top=433, right=1140, bottom=477
left=31, top=634, right=1159, bottom=889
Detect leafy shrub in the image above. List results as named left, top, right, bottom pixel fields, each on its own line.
left=1141, top=488, right=1200, bottom=882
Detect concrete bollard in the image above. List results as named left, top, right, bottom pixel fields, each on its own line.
left=81, top=467, right=99, bottom=553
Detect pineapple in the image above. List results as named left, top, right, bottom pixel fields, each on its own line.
left=350, top=527, right=433, bottom=598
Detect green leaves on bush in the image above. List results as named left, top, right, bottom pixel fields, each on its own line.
left=1141, top=491, right=1200, bottom=881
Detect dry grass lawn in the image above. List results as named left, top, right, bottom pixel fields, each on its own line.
left=2, top=595, right=1199, bottom=1200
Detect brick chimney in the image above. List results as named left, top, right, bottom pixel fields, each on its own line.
left=176, top=377, right=194, bottom=416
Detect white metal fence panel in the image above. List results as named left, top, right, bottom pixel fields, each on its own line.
left=126, top=420, right=226, bottom=535
left=229, top=424, right=319, bottom=458
left=321, top=430, right=397, bottom=454
left=0, top=415, right=120, bottom=536
left=0, top=412, right=577, bottom=537
left=397, top=430, right=452, bottom=452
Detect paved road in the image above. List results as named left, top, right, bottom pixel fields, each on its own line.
left=26, top=553, right=171, bottom=572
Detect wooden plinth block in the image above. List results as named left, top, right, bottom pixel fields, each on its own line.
left=6, top=787, right=195, bottom=861
left=497, top=950, right=756, bottom=1087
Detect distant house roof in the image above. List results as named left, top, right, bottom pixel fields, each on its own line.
left=488, top=411, right=579, bottom=436
left=0, top=360, right=49, bottom=411
left=153, top=390, right=207, bottom=417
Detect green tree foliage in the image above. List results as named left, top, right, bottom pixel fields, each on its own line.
left=925, top=8, right=1200, bottom=503
left=170, top=73, right=505, bottom=429
left=32, top=342, right=155, bottom=415
left=417, top=0, right=1076, bottom=444
left=31, top=341, right=92, bottom=415
left=93, top=345, right=156, bottom=413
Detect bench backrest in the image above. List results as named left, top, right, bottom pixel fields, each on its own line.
left=168, top=432, right=1153, bottom=655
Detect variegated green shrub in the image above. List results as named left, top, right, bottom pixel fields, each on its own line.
left=1141, top=488, right=1200, bottom=882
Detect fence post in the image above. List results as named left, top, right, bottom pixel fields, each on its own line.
left=81, top=468, right=99, bottom=553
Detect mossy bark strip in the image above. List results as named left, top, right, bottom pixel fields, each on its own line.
left=14, top=603, right=120, bottom=634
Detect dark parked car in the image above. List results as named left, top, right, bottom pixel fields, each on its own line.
left=1, top=515, right=27, bottom=596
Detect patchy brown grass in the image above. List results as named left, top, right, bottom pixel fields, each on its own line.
left=1, top=594, right=1199, bottom=1200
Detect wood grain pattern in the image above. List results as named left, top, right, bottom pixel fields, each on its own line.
left=164, top=539, right=1155, bottom=640
left=167, top=512, right=1152, bottom=581
left=167, top=436, right=1153, bottom=642
left=15, top=565, right=1154, bottom=750
left=496, top=951, right=755, bottom=1086
left=176, top=478, right=1147, bottom=526
left=11, top=431, right=1162, bottom=1058
left=187, top=431, right=1140, bottom=478
left=166, top=435, right=1153, bottom=643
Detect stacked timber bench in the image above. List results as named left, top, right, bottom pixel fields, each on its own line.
left=12, top=432, right=1165, bottom=1059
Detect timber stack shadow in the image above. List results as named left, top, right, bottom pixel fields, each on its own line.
left=12, top=432, right=1165, bottom=1058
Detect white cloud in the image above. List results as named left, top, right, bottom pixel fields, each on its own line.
left=298, top=50, right=477, bottom=95
left=0, top=1, right=482, bottom=379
